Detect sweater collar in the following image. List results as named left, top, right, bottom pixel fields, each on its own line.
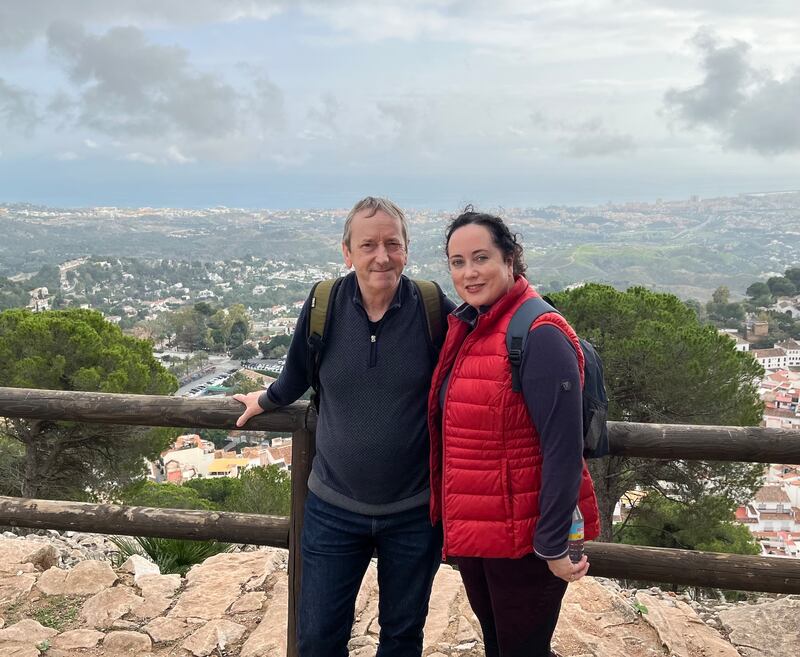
left=350, top=271, right=406, bottom=311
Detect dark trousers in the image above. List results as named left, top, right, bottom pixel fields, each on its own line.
left=456, top=553, right=568, bottom=657
left=298, top=492, right=442, bottom=657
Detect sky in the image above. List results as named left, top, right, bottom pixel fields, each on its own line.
left=0, top=0, right=799, bottom=209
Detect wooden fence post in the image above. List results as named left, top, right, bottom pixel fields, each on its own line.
left=287, top=419, right=316, bottom=657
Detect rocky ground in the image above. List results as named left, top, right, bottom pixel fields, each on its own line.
left=0, top=532, right=798, bottom=657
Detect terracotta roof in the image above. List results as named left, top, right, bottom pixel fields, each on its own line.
left=266, top=444, right=293, bottom=467
left=764, top=408, right=798, bottom=419
left=776, top=340, right=800, bottom=350
left=754, top=348, right=786, bottom=358
left=754, top=485, right=791, bottom=503
left=757, top=511, right=795, bottom=520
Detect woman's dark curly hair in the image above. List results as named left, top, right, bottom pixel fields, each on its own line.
left=445, top=207, right=527, bottom=277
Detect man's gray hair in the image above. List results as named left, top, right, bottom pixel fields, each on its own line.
left=342, top=196, right=409, bottom=248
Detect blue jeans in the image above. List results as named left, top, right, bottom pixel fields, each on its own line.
left=297, top=492, right=442, bottom=657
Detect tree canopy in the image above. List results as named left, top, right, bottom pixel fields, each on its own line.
left=0, top=308, right=178, bottom=499
left=167, top=303, right=251, bottom=352
left=617, top=493, right=760, bottom=555
left=550, top=284, right=764, bottom=541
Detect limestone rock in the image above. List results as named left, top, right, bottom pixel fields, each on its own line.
left=423, top=565, right=463, bottom=645
left=119, top=555, right=160, bottom=584
left=240, top=576, right=288, bottom=657
left=719, top=597, right=800, bottom=657
left=80, top=586, right=144, bottom=628
left=552, top=577, right=661, bottom=657
left=352, top=565, right=378, bottom=636
left=182, top=619, right=247, bottom=657
left=455, top=615, right=480, bottom=643
left=0, top=643, right=39, bottom=657
left=143, top=617, right=191, bottom=643
left=131, top=594, right=173, bottom=620
left=136, top=573, right=181, bottom=599
left=0, top=619, right=58, bottom=644
left=102, top=630, right=152, bottom=654
left=0, top=539, right=58, bottom=572
left=170, top=551, right=279, bottom=621
left=61, top=560, right=117, bottom=595
left=230, top=591, right=265, bottom=613
left=635, top=592, right=739, bottom=657
left=129, top=573, right=181, bottom=620
left=348, top=636, right=377, bottom=649
left=35, top=567, right=67, bottom=595
left=0, top=572, right=37, bottom=607
left=52, top=629, right=105, bottom=649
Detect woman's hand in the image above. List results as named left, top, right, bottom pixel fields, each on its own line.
left=546, top=554, right=589, bottom=583
left=233, top=391, right=266, bottom=427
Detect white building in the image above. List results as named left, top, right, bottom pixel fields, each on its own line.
left=736, top=478, right=800, bottom=558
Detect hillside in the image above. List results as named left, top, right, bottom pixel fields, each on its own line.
left=1, top=534, right=797, bottom=657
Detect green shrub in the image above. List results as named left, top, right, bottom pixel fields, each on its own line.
left=109, top=535, right=233, bottom=576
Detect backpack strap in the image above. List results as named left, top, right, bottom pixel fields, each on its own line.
left=307, top=277, right=344, bottom=410
left=411, top=279, right=445, bottom=349
left=506, top=296, right=559, bottom=392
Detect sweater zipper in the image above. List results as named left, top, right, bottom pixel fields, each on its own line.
left=367, top=307, right=394, bottom=368
left=440, top=320, right=480, bottom=561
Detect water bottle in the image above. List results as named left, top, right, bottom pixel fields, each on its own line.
left=568, top=506, right=584, bottom=564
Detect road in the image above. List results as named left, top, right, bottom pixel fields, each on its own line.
left=174, top=354, right=242, bottom=396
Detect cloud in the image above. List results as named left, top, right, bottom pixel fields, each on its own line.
left=0, top=78, right=39, bottom=134
left=55, top=151, right=79, bottom=160
left=531, top=112, right=636, bottom=158
left=664, top=28, right=800, bottom=154
left=166, top=145, right=194, bottom=164
left=0, top=1, right=286, bottom=49
left=47, top=22, right=239, bottom=138
left=123, top=151, right=157, bottom=164
left=43, top=22, right=285, bottom=160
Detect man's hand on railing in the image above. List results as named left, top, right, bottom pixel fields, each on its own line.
left=233, top=391, right=266, bottom=427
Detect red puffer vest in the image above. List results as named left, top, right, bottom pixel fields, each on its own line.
left=429, top=277, right=600, bottom=559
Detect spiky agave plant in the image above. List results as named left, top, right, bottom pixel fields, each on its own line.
left=109, top=535, right=233, bottom=576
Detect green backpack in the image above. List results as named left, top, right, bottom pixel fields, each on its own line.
left=306, top=277, right=446, bottom=409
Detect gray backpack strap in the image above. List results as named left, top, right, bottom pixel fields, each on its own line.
left=506, top=296, right=559, bottom=392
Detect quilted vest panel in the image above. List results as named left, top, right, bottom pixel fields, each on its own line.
left=429, top=277, right=600, bottom=559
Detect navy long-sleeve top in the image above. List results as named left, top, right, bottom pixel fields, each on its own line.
left=258, top=273, right=455, bottom=515
left=522, top=323, right=584, bottom=560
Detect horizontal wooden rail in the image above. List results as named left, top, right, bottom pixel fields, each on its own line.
left=0, top=386, right=311, bottom=432
left=2, top=495, right=799, bottom=594
left=582, top=542, right=800, bottom=594
left=608, top=421, right=800, bottom=462
left=0, top=496, right=289, bottom=548
left=2, top=387, right=799, bottom=463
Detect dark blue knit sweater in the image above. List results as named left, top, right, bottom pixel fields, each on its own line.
left=259, top=273, right=454, bottom=515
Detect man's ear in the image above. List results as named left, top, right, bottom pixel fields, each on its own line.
left=342, top=241, right=353, bottom=269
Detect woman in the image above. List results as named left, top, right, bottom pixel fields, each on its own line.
left=429, top=209, right=600, bottom=657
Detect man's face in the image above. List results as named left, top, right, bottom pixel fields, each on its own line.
left=342, top=209, right=408, bottom=298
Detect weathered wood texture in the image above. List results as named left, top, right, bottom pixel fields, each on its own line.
left=584, top=541, right=800, bottom=594
left=2, top=495, right=799, bottom=594
left=287, top=426, right=315, bottom=657
left=0, top=495, right=289, bottom=547
left=608, top=420, right=800, bottom=462
left=3, top=388, right=798, bottom=463
left=0, top=386, right=312, bottom=432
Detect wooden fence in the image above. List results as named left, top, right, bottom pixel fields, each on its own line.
left=2, top=386, right=800, bottom=657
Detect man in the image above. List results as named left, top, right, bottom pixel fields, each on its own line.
left=235, top=197, right=453, bottom=657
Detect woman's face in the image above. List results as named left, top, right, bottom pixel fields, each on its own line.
left=447, top=223, right=514, bottom=308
